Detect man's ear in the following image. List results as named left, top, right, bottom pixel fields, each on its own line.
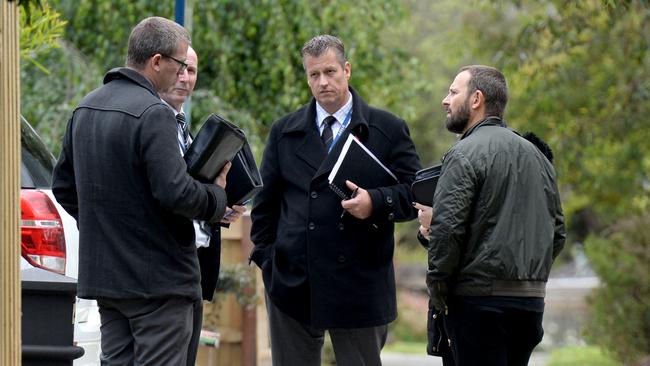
left=150, top=54, right=163, bottom=72
left=471, top=90, right=484, bottom=109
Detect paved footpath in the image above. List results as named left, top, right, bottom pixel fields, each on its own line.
left=381, top=351, right=549, bottom=366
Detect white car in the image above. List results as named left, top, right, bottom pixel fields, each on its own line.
left=20, top=116, right=101, bottom=365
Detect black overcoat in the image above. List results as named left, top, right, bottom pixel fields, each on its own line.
left=250, top=88, right=421, bottom=328
left=53, top=68, right=227, bottom=300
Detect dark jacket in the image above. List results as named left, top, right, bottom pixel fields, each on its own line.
left=250, top=88, right=421, bottom=329
left=52, top=68, right=227, bottom=300
left=198, top=227, right=221, bottom=301
left=427, top=117, right=566, bottom=297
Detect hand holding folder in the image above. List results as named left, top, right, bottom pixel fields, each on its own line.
left=184, top=114, right=263, bottom=207
left=184, top=114, right=246, bottom=183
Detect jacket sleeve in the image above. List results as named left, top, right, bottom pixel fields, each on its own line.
left=249, top=125, right=282, bottom=267
left=427, top=149, right=477, bottom=283
left=52, top=116, right=79, bottom=222
left=367, top=119, right=421, bottom=225
left=139, top=105, right=227, bottom=224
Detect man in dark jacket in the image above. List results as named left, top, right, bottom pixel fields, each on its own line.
left=420, top=65, right=566, bottom=366
left=52, top=17, right=230, bottom=366
left=249, top=35, right=421, bottom=366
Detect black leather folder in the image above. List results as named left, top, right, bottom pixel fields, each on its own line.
left=184, top=114, right=246, bottom=183
left=327, top=134, right=398, bottom=200
left=225, top=141, right=263, bottom=206
left=411, top=164, right=442, bottom=206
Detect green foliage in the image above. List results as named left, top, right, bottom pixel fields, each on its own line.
left=463, top=0, right=650, bottom=224
left=20, top=41, right=103, bottom=155
left=214, top=263, right=258, bottom=309
left=19, top=1, right=65, bottom=73
left=584, top=214, right=650, bottom=364
left=546, top=346, right=621, bottom=366
left=41, top=0, right=420, bottom=145
left=383, top=341, right=427, bottom=355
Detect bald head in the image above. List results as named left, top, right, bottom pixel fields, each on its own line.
left=160, top=46, right=198, bottom=111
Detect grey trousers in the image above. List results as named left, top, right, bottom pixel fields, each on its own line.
left=265, top=294, right=387, bottom=366
left=97, top=297, right=197, bottom=366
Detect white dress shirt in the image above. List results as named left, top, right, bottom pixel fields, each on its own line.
left=162, top=101, right=211, bottom=248
left=315, top=91, right=353, bottom=147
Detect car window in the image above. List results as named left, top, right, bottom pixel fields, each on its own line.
left=21, top=117, right=55, bottom=189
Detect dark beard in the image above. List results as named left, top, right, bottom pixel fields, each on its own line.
left=445, top=98, right=471, bottom=134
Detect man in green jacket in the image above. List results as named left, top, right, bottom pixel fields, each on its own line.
left=420, top=65, right=566, bottom=366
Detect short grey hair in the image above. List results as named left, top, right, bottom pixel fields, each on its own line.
left=301, top=34, right=346, bottom=67
left=460, top=65, right=508, bottom=118
left=126, top=16, right=191, bottom=68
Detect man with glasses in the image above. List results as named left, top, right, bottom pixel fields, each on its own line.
left=53, top=17, right=230, bottom=366
left=162, top=53, right=189, bottom=73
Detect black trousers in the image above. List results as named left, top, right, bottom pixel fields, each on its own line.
left=265, top=293, right=387, bottom=366
left=444, top=298, right=544, bottom=366
left=97, top=297, right=197, bottom=366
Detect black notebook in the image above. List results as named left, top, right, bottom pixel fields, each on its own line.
left=225, top=141, right=263, bottom=206
left=184, top=114, right=246, bottom=183
left=327, top=134, right=398, bottom=200
left=411, top=164, right=442, bottom=206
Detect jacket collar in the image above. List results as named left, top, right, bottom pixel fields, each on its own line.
left=461, top=116, right=506, bottom=140
left=103, top=67, right=160, bottom=98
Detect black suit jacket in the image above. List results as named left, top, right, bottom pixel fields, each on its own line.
left=53, top=68, right=227, bottom=300
left=250, top=88, right=421, bottom=328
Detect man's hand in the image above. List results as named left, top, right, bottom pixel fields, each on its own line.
left=214, top=161, right=232, bottom=189
left=341, top=180, right=373, bottom=219
left=221, top=204, right=246, bottom=224
left=428, top=280, right=448, bottom=315
left=414, top=202, right=433, bottom=238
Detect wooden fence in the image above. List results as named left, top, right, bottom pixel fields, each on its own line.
left=1, top=1, right=22, bottom=364
left=197, top=214, right=272, bottom=366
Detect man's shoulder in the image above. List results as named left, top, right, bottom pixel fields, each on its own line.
left=78, top=76, right=165, bottom=118
left=269, top=103, right=311, bottom=134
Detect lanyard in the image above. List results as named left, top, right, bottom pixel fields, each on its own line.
left=328, top=110, right=353, bottom=153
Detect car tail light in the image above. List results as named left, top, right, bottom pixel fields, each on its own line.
left=20, top=189, right=66, bottom=274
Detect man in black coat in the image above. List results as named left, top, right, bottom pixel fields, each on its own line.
left=52, top=17, right=230, bottom=366
left=250, top=34, right=421, bottom=366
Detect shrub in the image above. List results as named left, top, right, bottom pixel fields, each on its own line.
left=546, top=346, right=620, bottom=366
left=585, top=214, right=650, bottom=364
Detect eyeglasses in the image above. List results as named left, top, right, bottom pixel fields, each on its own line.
left=160, top=54, right=188, bottom=73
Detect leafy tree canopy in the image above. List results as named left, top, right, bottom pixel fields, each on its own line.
left=46, top=0, right=421, bottom=144
left=455, top=0, right=649, bottom=226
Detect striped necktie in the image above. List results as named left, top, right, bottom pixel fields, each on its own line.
left=321, top=115, right=336, bottom=149
left=176, top=113, right=190, bottom=153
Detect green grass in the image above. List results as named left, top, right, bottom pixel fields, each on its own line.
left=546, top=346, right=621, bottom=366
left=384, top=341, right=428, bottom=354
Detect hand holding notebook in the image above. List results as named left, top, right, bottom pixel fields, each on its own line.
left=327, top=134, right=398, bottom=200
